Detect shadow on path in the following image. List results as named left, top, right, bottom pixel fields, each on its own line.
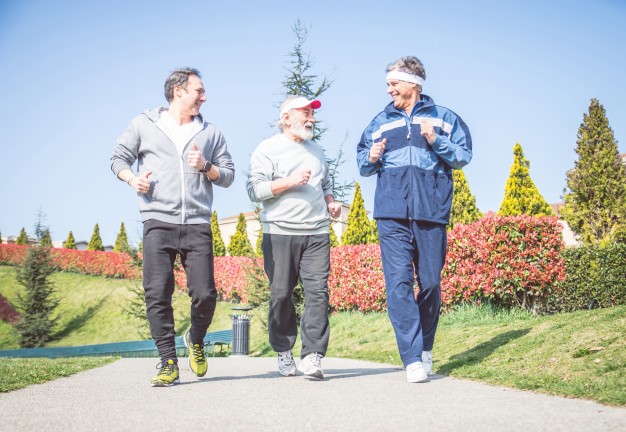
left=437, top=328, right=530, bottom=374
left=180, top=366, right=399, bottom=384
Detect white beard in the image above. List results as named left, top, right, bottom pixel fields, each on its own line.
left=290, top=121, right=314, bottom=141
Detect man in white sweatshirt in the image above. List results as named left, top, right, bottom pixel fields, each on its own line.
left=246, top=96, right=341, bottom=380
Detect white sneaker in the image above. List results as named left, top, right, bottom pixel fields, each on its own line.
left=277, top=351, right=296, bottom=376
left=406, top=362, right=428, bottom=383
left=422, top=351, right=433, bottom=375
left=297, top=352, right=324, bottom=379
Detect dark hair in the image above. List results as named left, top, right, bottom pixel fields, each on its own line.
left=164, top=67, right=201, bottom=102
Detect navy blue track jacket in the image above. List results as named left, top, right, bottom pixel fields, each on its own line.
left=357, top=95, right=472, bottom=225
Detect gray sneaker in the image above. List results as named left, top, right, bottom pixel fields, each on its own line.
left=298, top=352, right=324, bottom=380
left=277, top=351, right=297, bottom=376
left=422, top=351, right=433, bottom=375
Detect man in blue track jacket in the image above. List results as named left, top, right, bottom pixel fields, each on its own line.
left=357, top=56, right=472, bottom=383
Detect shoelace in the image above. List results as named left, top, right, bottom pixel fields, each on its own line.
left=309, top=353, right=322, bottom=368
left=191, top=344, right=205, bottom=363
left=280, top=352, right=294, bottom=366
left=156, top=361, right=175, bottom=375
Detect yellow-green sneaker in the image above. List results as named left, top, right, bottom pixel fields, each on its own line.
left=150, top=359, right=180, bottom=387
left=183, top=329, right=207, bottom=377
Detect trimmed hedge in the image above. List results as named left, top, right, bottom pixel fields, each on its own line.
left=547, top=243, right=626, bottom=312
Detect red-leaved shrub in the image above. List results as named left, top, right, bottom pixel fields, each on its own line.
left=328, top=244, right=386, bottom=312
left=0, top=214, right=566, bottom=314
left=442, top=213, right=565, bottom=311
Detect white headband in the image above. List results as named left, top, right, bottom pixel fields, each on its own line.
left=386, top=70, right=425, bottom=86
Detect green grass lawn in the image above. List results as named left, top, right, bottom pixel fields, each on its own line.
left=0, top=266, right=624, bottom=405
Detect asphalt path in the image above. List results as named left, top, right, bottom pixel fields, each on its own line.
left=1, top=357, right=624, bottom=431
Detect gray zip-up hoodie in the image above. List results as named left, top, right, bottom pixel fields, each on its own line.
left=110, top=108, right=235, bottom=225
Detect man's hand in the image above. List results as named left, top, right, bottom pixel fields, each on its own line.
left=369, top=138, right=386, bottom=163
left=327, top=201, right=341, bottom=219
left=419, top=120, right=437, bottom=145
left=290, top=169, right=312, bottom=187
left=187, top=142, right=206, bottom=170
left=129, top=171, right=152, bottom=194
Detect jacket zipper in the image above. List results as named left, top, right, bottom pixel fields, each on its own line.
left=181, top=126, right=208, bottom=223
left=406, top=114, right=414, bottom=221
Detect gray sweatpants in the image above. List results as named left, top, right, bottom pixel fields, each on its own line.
left=261, top=233, right=330, bottom=358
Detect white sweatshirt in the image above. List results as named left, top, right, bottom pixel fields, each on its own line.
left=246, top=133, right=333, bottom=235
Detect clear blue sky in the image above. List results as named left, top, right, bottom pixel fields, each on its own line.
left=1, top=0, right=625, bottom=246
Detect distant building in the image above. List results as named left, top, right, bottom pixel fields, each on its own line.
left=5, top=235, right=38, bottom=246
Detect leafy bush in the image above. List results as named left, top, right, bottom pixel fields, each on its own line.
left=442, top=213, right=565, bottom=313
left=328, top=244, right=386, bottom=312
left=547, top=243, right=626, bottom=312
left=0, top=214, right=577, bottom=315
left=0, top=244, right=138, bottom=279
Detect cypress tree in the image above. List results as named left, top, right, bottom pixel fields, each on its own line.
left=0, top=231, right=3, bottom=244
left=40, top=229, right=53, bottom=247
left=449, top=169, right=483, bottom=229
left=228, top=213, right=254, bottom=257
left=498, top=143, right=553, bottom=216
left=370, top=219, right=379, bottom=244
left=113, top=222, right=132, bottom=254
left=561, top=98, right=626, bottom=245
left=211, top=211, right=226, bottom=257
left=87, top=223, right=104, bottom=251
left=16, top=228, right=29, bottom=245
left=64, top=231, right=77, bottom=249
left=342, top=182, right=373, bottom=245
left=256, top=225, right=264, bottom=256
left=329, top=225, right=339, bottom=248
left=15, top=245, right=59, bottom=347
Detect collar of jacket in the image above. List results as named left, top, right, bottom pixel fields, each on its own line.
left=383, top=94, right=435, bottom=117
left=142, top=107, right=205, bottom=124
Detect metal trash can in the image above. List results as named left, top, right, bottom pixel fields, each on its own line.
left=230, top=306, right=253, bottom=356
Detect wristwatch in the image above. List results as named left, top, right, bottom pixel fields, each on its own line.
left=200, top=160, right=212, bottom=174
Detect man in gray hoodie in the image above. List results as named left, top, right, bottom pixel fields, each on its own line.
left=111, top=67, right=234, bottom=387
left=246, top=96, right=342, bottom=380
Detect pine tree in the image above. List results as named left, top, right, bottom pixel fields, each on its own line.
left=64, top=231, right=77, bottom=249
left=211, top=211, right=226, bottom=257
left=15, top=245, right=59, bottom=347
left=342, top=183, right=373, bottom=245
left=329, top=225, right=339, bottom=247
left=282, top=19, right=353, bottom=201
left=498, top=143, right=553, bottom=217
left=228, top=213, right=254, bottom=257
left=450, top=169, right=483, bottom=229
left=113, top=222, right=132, bottom=254
left=16, top=228, right=29, bottom=245
left=40, top=229, right=53, bottom=247
left=88, top=223, right=104, bottom=251
left=561, top=99, right=626, bottom=245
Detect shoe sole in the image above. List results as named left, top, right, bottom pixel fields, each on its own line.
left=407, top=374, right=428, bottom=383
left=279, top=367, right=297, bottom=377
left=150, top=378, right=180, bottom=387
left=305, top=370, right=324, bottom=380
left=298, top=364, right=324, bottom=380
